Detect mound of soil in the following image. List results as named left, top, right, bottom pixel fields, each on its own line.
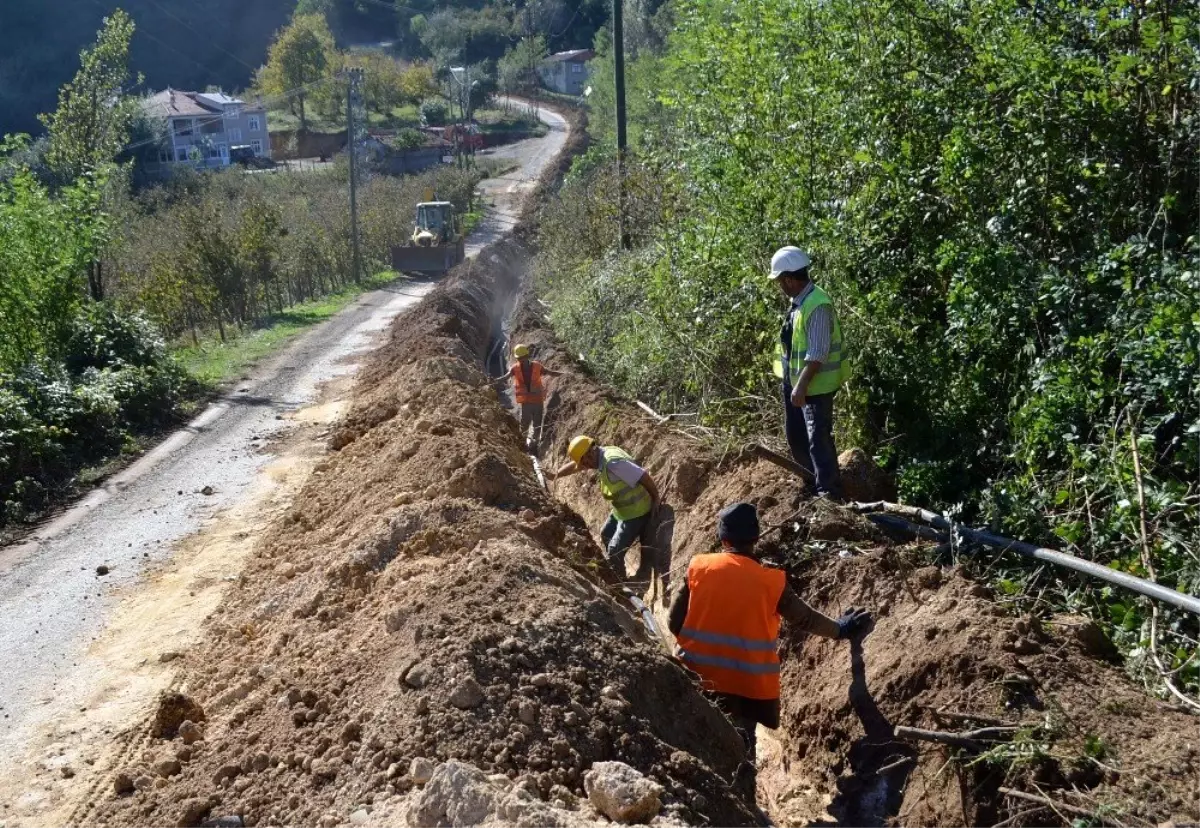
left=510, top=294, right=1200, bottom=827
left=91, top=247, right=759, bottom=828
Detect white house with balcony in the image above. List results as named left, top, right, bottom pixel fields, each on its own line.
left=141, top=88, right=270, bottom=173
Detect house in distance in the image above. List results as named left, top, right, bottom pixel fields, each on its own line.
left=538, top=50, right=594, bottom=96
left=141, top=89, right=270, bottom=174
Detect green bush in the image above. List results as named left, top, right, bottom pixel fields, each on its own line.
left=65, top=301, right=169, bottom=371
left=419, top=99, right=449, bottom=127
left=537, top=0, right=1200, bottom=690
left=0, top=303, right=186, bottom=525
left=392, top=128, right=426, bottom=150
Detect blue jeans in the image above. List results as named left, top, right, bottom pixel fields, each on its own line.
left=783, top=385, right=841, bottom=499
left=600, top=512, right=652, bottom=574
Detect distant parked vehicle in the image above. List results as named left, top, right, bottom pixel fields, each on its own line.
left=231, top=145, right=274, bottom=169
left=230, top=145, right=255, bottom=164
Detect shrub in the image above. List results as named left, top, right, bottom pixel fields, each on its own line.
left=392, top=128, right=426, bottom=150
left=419, top=99, right=449, bottom=126
left=64, top=301, right=168, bottom=371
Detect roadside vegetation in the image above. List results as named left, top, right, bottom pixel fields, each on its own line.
left=535, top=0, right=1199, bottom=699
left=253, top=12, right=546, bottom=150
left=0, top=12, right=486, bottom=531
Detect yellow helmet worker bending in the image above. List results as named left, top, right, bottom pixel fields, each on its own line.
left=549, top=436, right=661, bottom=575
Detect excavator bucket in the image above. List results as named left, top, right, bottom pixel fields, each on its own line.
left=390, top=240, right=466, bottom=274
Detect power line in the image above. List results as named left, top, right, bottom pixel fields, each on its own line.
left=81, top=0, right=247, bottom=85
left=140, top=0, right=262, bottom=74
left=549, top=2, right=587, bottom=40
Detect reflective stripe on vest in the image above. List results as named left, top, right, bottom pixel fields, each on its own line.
left=511, top=361, right=545, bottom=404
left=598, top=446, right=652, bottom=521
left=675, top=551, right=786, bottom=701
left=773, top=284, right=850, bottom=396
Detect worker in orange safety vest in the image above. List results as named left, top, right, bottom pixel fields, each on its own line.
left=505, top=344, right=563, bottom=452
left=668, top=502, right=872, bottom=799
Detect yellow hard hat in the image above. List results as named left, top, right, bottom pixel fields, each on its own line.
left=567, top=435, right=595, bottom=464
left=513, top=344, right=530, bottom=358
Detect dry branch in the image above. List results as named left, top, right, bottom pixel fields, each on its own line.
left=933, top=708, right=1015, bottom=728
left=998, top=787, right=1117, bottom=824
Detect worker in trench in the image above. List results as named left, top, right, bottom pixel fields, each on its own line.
left=501, top=344, right=563, bottom=453
left=668, top=502, right=872, bottom=800
left=770, top=246, right=853, bottom=500
left=547, top=436, right=661, bottom=577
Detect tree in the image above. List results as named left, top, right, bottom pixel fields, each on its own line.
left=395, top=0, right=436, bottom=59
left=0, top=138, right=109, bottom=371
left=38, top=9, right=140, bottom=184
left=399, top=63, right=439, bottom=103
left=418, top=7, right=513, bottom=68
left=499, top=36, right=548, bottom=96
left=343, top=52, right=407, bottom=119
left=259, top=13, right=337, bottom=132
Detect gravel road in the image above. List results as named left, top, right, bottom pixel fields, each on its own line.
left=0, top=103, right=567, bottom=752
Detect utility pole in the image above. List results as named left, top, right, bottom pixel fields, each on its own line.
left=613, top=0, right=630, bottom=249
left=347, top=67, right=364, bottom=283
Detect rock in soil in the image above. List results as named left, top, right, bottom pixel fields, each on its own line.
left=151, top=693, right=205, bottom=740
left=584, top=761, right=664, bottom=824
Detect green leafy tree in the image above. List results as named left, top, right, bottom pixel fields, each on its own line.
left=38, top=9, right=140, bottom=184
left=498, top=36, right=548, bottom=96
left=259, top=13, right=338, bottom=131
left=0, top=138, right=109, bottom=371
left=399, top=63, right=439, bottom=103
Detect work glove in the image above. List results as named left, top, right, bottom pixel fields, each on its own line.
left=836, top=607, right=873, bottom=640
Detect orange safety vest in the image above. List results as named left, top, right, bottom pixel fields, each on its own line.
left=676, top=552, right=786, bottom=700
left=510, top=360, right=545, bottom=404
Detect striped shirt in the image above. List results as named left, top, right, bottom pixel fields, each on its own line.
left=791, top=282, right=833, bottom=363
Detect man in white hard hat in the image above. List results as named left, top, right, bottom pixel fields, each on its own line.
left=769, top=246, right=851, bottom=499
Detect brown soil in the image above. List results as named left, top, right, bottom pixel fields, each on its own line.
left=510, top=292, right=1200, bottom=827
left=76, top=101, right=1199, bottom=828
left=87, top=244, right=760, bottom=828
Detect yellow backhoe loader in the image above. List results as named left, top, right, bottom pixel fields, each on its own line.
left=390, top=201, right=466, bottom=275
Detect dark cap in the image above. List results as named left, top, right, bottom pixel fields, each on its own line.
left=717, top=502, right=760, bottom=544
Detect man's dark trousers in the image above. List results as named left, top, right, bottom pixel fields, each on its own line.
left=783, top=384, right=840, bottom=498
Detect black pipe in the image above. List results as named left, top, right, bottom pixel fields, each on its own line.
left=854, top=502, right=1200, bottom=617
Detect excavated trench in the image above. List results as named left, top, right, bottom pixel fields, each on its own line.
left=79, top=119, right=1198, bottom=828
left=505, top=276, right=1200, bottom=826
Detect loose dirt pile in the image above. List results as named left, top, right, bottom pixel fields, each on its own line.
left=87, top=244, right=761, bottom=828
left=510, top=296, right=1200, bottom=827
left=73, top=100, right=1198, bottom=828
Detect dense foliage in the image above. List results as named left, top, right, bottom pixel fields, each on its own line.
left=105, top=163, right=481, bottom=344
left=394, top=0, right=612, bottom=66
left=538, top=0, right=1199, bottom=691
left=0, top=155, right=187, bottom=523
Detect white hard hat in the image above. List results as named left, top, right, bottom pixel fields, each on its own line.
left=769, top=246, right=811, bottom=278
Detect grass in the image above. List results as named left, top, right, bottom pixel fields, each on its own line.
left=174, top=270, right=402, bottom=388
left=268, top=103, right=424, bottom=133
left=474, top=106, right=549, bottom=136
left=367, top=104, right=421, bottom=129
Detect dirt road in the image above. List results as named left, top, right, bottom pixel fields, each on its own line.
left=0, top=102, right=567, bottom=824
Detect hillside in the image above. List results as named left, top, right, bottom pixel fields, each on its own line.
left=0, top=0, right=295, bottom=135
